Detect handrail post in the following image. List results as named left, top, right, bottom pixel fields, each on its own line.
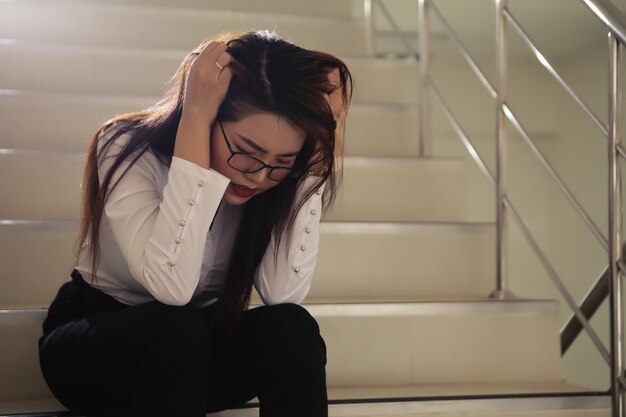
left=608, top=31, right=624, bottom=417
left=364, top=0, right=374, bottom=57
left=491, top=0, right=514, bottom=300
left=418, top=0, right=431, bottom=157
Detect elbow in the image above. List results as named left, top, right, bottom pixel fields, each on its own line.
left=154, top=292, right=193, bottom=306
left=257, top=280, right=310, bottom=306
left=138, top=264, right=196, bottom=306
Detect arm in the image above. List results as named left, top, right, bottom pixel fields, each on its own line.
left=253, top=176, right=325, bottom=305
left=98, top=128, right=230, bottom=306
left=97, top=41, right=233, bottom=305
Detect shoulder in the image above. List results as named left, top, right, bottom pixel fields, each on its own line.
left=95, top=122, right=168, bottom=183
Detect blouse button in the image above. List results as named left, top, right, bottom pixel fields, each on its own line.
left=179, top=220, right=186, bottom=226
left=300, top=245, right=306, bottom=251
left=310, top=209, right=316, bottom=215
left=294, top=267, right=301, bottom=273
left=198, top=180, right=205, bottom=187
left=189, top=199, right=196, bottom=206
left=175, top=238, right=182, bottom=244
left=305, top=227, right=311, bottom=234
left=168, top=261, right=176, bottom=267
left=316, top=189, right=322, bottom=195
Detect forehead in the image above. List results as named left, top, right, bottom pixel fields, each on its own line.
left=229, top=112, right=306, bottom=153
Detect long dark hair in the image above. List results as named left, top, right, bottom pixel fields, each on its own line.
left=76, top=30, right=352, bottom=346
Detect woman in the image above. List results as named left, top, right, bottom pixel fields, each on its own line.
left=38, top=30, right=352, bottom=417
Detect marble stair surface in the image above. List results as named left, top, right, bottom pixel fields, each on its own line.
left=0, top=0, right=610, bottom=416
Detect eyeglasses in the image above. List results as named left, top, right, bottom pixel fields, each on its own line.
left=218, top=120, right=301, bottom=182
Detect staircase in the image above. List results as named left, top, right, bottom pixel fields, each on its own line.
left=0, top=0, right=611, bottom=416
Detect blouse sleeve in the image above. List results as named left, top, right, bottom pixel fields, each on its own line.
left=97, top=127, right=230, bottom=306
left=253, top=176, right=325, bottom=305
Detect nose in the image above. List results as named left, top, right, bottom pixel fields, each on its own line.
left=245, top=167, right=270, bottom=185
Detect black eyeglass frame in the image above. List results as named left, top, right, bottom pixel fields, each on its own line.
left=218, top=120, right=301, bottom=182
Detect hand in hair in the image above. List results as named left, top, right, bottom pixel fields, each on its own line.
left=174, top=41, right=233, bottom=169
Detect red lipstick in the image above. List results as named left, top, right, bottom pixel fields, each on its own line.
left=229, top=183, right=257, bottom=198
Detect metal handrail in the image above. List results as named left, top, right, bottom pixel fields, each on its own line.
left=429, top=63, right=613, bottom=362
left=503, top=8, right=608, bottom=137
left=417, top=0, right=617, bottom=359
left=429, top=70, right=611, bottom=365
left=429, top=0, right=611, bottom=257
left=429, top=1, right=496, bottom=99
left=607, top=31, right=623, bottom=416
left=373, top=0, right=625, bottom=409
left=583, top=0, right=626, bottom=46
left=562, top=267, right=610, bottom=355
left=503, top=197, right=611, bottom=365
left=374, top=0, right=419, bottom=58
left=428, top=79, right=495, bottom=183
left=502, top=104, right=609, bottom=251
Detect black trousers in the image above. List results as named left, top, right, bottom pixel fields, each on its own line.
left=38, top=270, right=328, bottom=417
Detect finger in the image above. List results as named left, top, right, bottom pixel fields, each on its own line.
left=199, top=40, right=223, bottom=57
left=205, top=42, right=228, bottom=63
left=217, top=65, right=233, bottom=82
left=215, top=51, right=233, bottom=71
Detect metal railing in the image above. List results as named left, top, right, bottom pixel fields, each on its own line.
left=366, top=0, right=626, bottom=414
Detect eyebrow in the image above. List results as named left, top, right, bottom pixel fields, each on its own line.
left=236, top=133, right=301, bottom=157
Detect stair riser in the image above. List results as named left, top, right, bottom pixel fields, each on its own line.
left=0, top=157, right=467, bottom=222
left=0, top=45, right=419, bottom=104
left=318, top=311, right=561, bottom=386
left=311, top=223, right=495, bottom=300
left=325, top=159, right=468, bottom=222
left=0, top=321, right=52, bottom=401
left=0, top=2, right=366, bottom=56
left=0, top=223, right=493, bottom=307
left=0, top=94, right=421, bottom=157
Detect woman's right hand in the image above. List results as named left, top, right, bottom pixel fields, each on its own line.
left=174, top=42, right=233, bottom=169
left=181, top=41, right=233, bottom=127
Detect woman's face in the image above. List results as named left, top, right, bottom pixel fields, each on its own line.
left=211, top=112, right=306, bottom=205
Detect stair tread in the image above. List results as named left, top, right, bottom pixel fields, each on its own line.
left=0, top=383, right=603, bottom=415
left=328, top=381, right=597, bottom=399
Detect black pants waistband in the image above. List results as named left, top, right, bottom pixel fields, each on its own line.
left=42, top=269, right=129, bottom=335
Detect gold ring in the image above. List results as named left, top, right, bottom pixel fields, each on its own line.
left=215, top=62, right=224, bottom=71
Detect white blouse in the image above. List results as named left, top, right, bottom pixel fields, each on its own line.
left=75, top=125, right=325, bottom=308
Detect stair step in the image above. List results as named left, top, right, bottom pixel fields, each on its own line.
left=0, top=220, right=493, bottom=308
left=299, top=222, right=493, bottom=302
left=325, top=158, right=468, bottom=222
left=0, top=301, right=565, bottom=406
left=0, top=42, right=419, bottom=104
left=0, top=221, right=78, bottom=308
left=303, top=301, right=563, bottom=386
left=0, top=154, right=467, bottom=222
left=45, top=0, right=360, bottom=18
left=0, top=390, right=611, bottom=417
left=0, top=1, right=367, bottom=56
left=0, top=391, right=610, bottom=416
left=0, top=92, right=421, bottom=157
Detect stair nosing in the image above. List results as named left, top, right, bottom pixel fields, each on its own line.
left=0, top=89, right=422, bottom=112
left=0, top=39, right=416, bottom=66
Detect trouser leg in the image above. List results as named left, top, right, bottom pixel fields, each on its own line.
left=39, top=301, right=210, bottom=417
left=204, top=303, right=328, bottom=417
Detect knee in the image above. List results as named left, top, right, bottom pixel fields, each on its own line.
left=263, top=303, right=326, bottom=362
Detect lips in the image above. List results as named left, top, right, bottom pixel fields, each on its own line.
left=229, top=183, right=257, bottom=198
